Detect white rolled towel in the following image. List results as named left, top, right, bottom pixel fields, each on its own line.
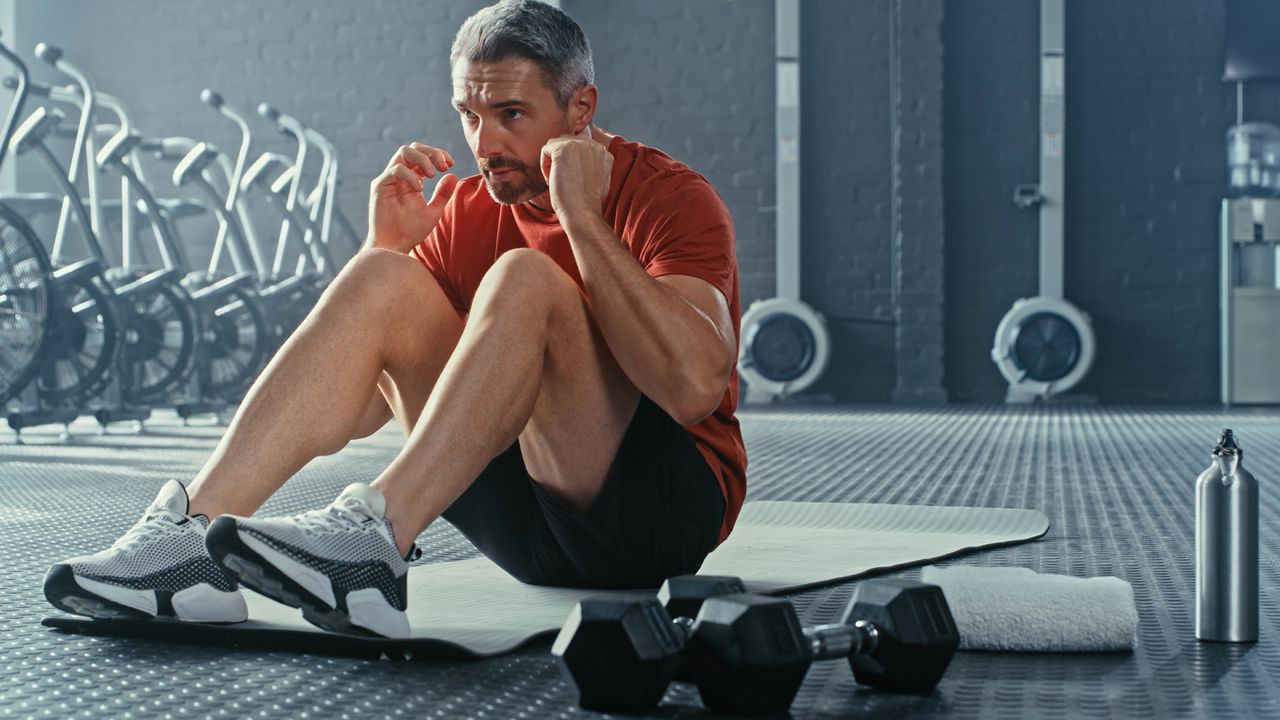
left=919, top=565, right=1138, bottom=652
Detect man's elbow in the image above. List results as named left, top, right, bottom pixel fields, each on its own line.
left=671, top=363, right=732, bottom=426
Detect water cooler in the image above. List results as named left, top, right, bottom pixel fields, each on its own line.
left=1221, top=195, right=1280, bottom=404
left=1220, top=0, right=1280, bottom=404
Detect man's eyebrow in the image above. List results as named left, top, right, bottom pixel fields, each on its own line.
left=452, top=98, right=529, bottom=110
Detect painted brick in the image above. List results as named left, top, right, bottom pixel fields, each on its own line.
left=6, top=0, right=1230, bottom=404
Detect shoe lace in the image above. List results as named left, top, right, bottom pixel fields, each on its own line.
left=293, top=499, right=413, bottom=561
left=110, top=508, right=188, bottom=552
left=295, top=504, right=372, bottom=536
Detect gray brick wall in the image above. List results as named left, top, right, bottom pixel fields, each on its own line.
left=8, top=0, right=917, bottom=403
left=8, top=0, right=798, bottom=356
left=799, top=0, right=900, bottom=401
left=891, top=0, right=946, bottom=402
left=569, top=0, right=775, bottom=306
left=7, top=0, right=1241, bottom=403
left=1066, top=0, right=1227, bottom=402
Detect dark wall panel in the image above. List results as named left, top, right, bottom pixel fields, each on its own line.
left=944, top=0, right=1243, bottom=402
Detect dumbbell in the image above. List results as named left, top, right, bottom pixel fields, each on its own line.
left=553, top=576, right=959, bottom=715
left=551, top=575, right=746, bottom=713
left=687, top=579, right=959, bottom=715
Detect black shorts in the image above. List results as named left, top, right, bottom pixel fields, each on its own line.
left=441, top=395, right=726, bottom=589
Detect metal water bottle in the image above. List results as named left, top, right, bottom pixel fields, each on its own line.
left=1195, top=429, right=1259, bottom=642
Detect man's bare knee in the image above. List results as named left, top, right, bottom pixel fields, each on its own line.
left=314, top=248, right=460, bottom=353
left=305, top=249, right=464, bottom=451
left=321, top=248, right=432, bottom=307
left=471, top=248, right=573, bottom=324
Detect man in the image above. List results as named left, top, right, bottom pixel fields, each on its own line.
left=44, top=0, right=746, bottom=639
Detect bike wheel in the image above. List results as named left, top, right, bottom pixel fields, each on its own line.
left=199, top=286, right=270, bottom=400
left=37, top=273, right=120, bottom=405
left=119, top=278, right=198, bottom=404
left=0, top=204, right=54, bottom=405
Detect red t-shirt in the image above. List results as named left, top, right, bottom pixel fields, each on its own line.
left=410, top=132, right=746, bottom=543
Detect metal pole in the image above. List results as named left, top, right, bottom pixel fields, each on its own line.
left=776, top=0, right=801, bottom=301
left=1039, top=0, right=1066, bottom=300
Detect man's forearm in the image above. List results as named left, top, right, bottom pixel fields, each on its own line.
left=561, top=212, right=728, bottom=424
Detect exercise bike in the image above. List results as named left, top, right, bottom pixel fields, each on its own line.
left=21, top=47, right=271, bottom=414
left=92, top=127, right=270, bottom=411
left=0, top=34, right=64, bottom=420
left=206, top=96, right=336, bottom=345
left=3, top=42, right=198, bottom=437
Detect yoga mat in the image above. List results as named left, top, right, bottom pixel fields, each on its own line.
left=44, top=501, right=1050, bottom=659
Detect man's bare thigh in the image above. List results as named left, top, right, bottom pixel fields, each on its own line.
left=518, top=282, right=641, bottom=512
left=367, top=248, right=640, bottom=511
left=341, top=249, right=465, bottom=439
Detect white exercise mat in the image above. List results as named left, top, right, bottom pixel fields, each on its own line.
left=47, top=501, right=1049, bottom=657
left=234, top=500, right=1050, bottom=655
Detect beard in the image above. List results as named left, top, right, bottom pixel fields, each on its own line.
left=482, top=158, right=549, bottom=205
left=481, top=120, right=572, bottom=206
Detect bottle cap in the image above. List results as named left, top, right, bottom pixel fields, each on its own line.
left=1215, top=429, right=1241, bottom=458
left=1214, top=429, right=1242, bottom=484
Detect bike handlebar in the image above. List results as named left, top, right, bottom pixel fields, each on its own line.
left=0, top=37, right=31, bottom=170
left=33, top=42, right=61, bottom=65
left=200, top=88, right=224, bottom=110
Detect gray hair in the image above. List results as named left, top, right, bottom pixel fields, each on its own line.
left=450, top=0, right=595, bottom=109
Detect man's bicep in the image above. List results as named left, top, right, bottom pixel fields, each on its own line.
left=636, top=175, right=738, bottom=367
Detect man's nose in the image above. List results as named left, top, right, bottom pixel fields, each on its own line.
left=474, top=120, right=506, bottom=160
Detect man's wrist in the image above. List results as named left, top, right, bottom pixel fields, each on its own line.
left=365, top=234, right=410, bottom=253
left=559, top=205, right=607, bottom=236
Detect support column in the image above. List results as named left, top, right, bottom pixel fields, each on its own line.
left=890, top=0, right=948, bottom=403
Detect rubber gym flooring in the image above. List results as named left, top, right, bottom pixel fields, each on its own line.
left=0, top=404, right=1276, bottom=719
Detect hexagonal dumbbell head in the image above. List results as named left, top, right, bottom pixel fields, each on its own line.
left=551, top=595, right=686, bottom=713
left=657, top=575, right=747, bottom=621
left=685, top=594, right=812, bottom=716
left=657, top=575, right=747, bottom=684
left=842, top=578, right=959, bottom=694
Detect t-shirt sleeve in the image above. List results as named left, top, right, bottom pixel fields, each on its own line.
left=632, top=173, right=737, bottom=304
left=410, top=198, right=468, bottom=316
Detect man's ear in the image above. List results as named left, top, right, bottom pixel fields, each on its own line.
left=569, top=84, right=598, bottom=135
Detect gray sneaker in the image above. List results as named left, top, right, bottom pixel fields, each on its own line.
left=44, top=480, right=248, bottom=623
left=205, top=483, right=415, bottom=638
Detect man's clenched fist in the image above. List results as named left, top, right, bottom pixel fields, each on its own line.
left=539, top=131, right=612, bottom=224
left=367, top=142, right=459, bottom=253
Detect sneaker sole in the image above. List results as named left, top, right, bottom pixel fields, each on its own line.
left=205, top=517, right=409, bottom=638
left=45, top=564, right=150, bottom=620
left=43, top=563, right=247, bottom=623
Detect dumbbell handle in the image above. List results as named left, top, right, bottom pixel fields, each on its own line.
left=670, top=615, right=696, bottom=645
left=805, top=620, right=879, bottom=661
left=670, top=612, right=878, bottom=663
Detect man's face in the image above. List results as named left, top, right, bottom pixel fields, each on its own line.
left=452, top=57, right=571, bottom=205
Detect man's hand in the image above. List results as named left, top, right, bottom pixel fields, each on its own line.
left=367, top=142, right=459, bottom=253
left=539, top=130, right=612, bottom=226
